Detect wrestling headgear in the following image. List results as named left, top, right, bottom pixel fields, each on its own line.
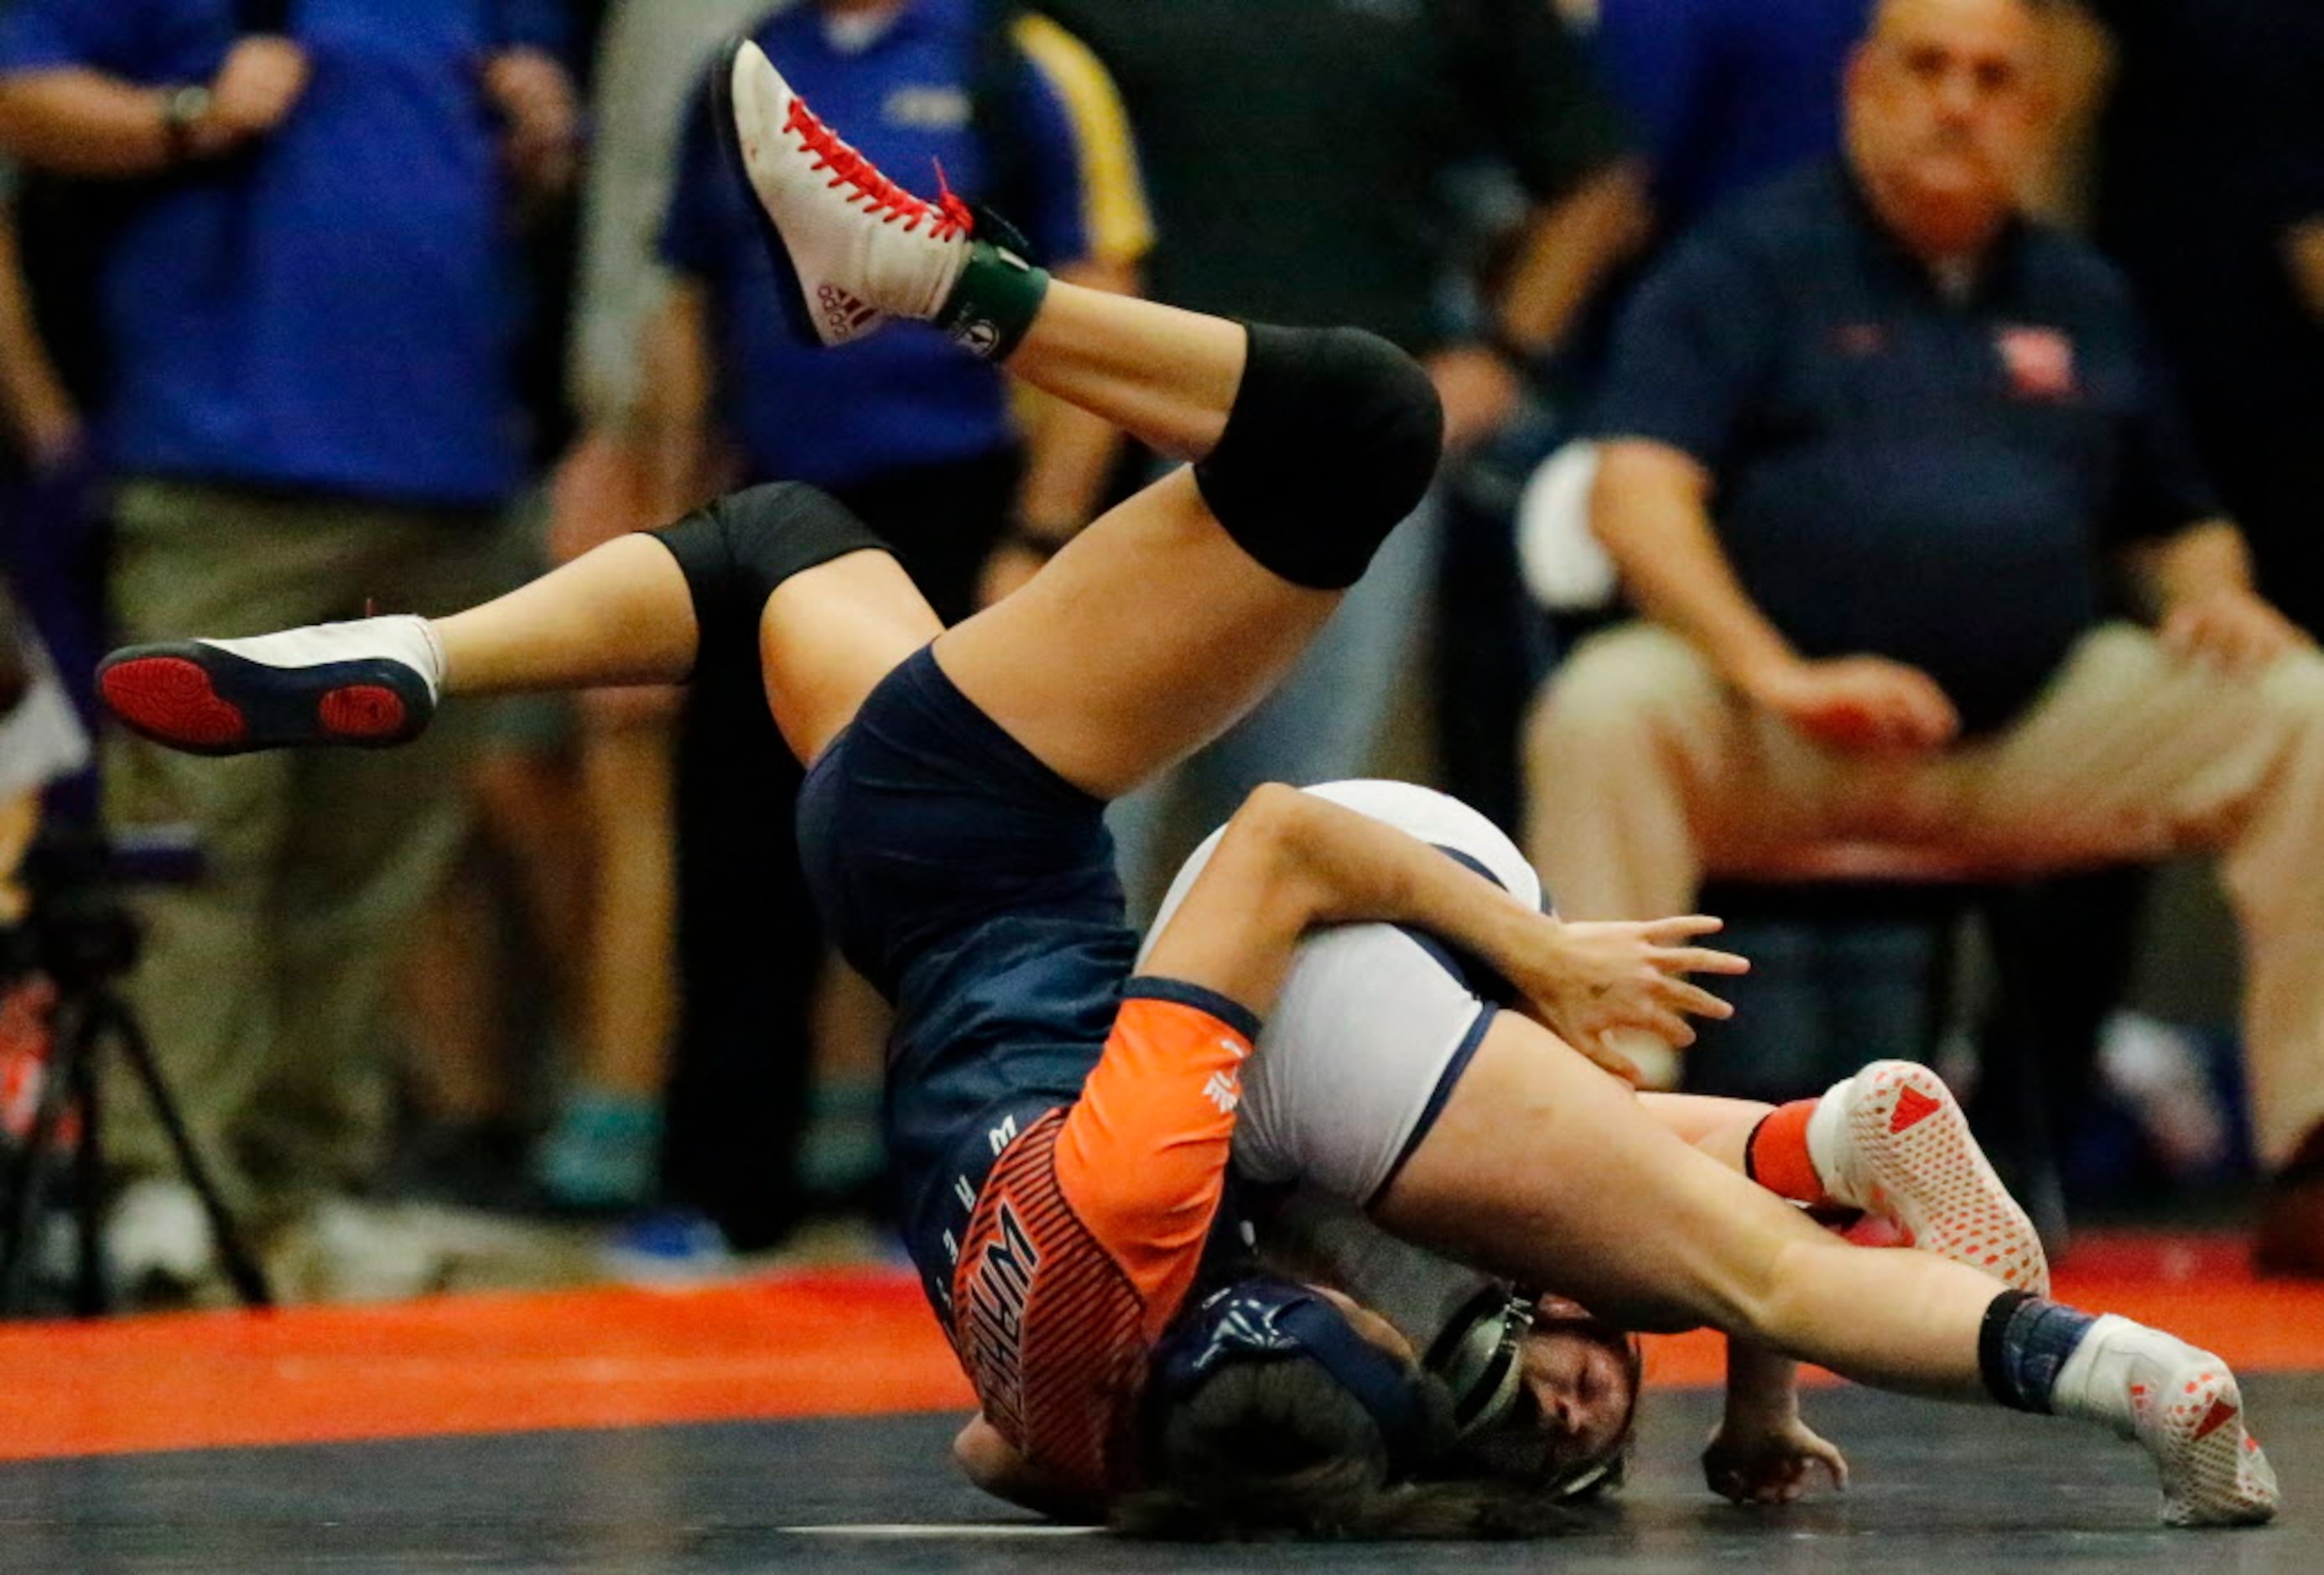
left=1149, top=1276, right=1447, bottom=1478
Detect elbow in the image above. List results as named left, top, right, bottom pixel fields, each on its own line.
left=0, top=93, right=41, bottom=163
left=1222, top=782, right=1311, bottom=861
left=1214, top=782, right=1323, bottom=906
left=1589, top=439, right=1708, bottom=554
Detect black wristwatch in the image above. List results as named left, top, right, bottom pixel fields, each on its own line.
left=160, top=84, right=215, bottom=162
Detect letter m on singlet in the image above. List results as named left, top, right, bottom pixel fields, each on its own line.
left=984, top=1201, right=1039, bottom=1302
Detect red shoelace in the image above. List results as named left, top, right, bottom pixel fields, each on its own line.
left=785, top=98, right=974, bottom=238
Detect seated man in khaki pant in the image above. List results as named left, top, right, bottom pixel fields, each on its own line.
left=1524, top=0, right=2324, bottom=1273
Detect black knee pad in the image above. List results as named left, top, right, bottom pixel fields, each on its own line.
left=1192, top=324, right=1443, bottom=590
left=650, top=482, right=889, bottom=678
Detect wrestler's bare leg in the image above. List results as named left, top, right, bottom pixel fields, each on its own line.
left=759, top=278, right=1417, bottom=795
left=1381, top=1018, right=1997, bottom=1390
left=1639, top=1091, right=1767, bottom=1176
left=1374, top=1012, right=2275, bottom=1524
left=303, top=269, right=1310, bottom=779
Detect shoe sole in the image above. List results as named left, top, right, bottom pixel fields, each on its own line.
left=99, top=643, right=430, bottom=756
left=1842, top=1061, right=2050, bottom=1294
left=712, top=37, right=825, bottom=349
left=2138, top=1362, right=2280, bottom=1526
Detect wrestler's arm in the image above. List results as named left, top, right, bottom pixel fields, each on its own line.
left=953, top=1415, right=1107, bottom=1522
left=1149, top=784, right=1742, bottom=1047
left=1631, top=1093, right=1847, bottom=1500
left=1048, top=781, right=1598, bottom=1329
left=1704, top=1339, right=1848, bottom=1505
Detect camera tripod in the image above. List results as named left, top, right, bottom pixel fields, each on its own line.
left=0, top=840, right=272, bottom=1315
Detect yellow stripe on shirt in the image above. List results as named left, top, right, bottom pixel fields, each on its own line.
left=1010, top=11, right=1154, bottom=268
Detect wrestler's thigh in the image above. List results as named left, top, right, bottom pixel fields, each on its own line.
left=1375, top=1013, right=1826, bottom=1333
left=759, top=551, right=944, bottom=764
left=932, top=469, right=1340, bottom=800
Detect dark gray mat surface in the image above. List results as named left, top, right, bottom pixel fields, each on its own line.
left=4, top=1376, right=2313, bottom=1572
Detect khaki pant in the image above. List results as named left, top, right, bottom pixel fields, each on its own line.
left=103, top=481, right=498, bottom=1224
left=1524, top=621, right=2324, bottom=1168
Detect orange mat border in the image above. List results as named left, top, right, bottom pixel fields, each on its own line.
left=4, top=1235, right=2321, bottom=1463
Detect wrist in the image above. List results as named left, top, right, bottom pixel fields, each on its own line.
left=159, top=83, right=216, bottom=162
left=1484, top=326, right=1557, bottom=386
left=1001, top=515, right=1078, bottom=559
left=1724, top=642, right=1802, bottom=704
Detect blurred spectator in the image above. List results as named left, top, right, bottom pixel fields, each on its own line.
left=0, top=0, right=580, bottom=1300
left=498, top=1, right=766, bottom=1230
left=1555, top=0, right=1968, bottom=1127
left=1588, top=0, right=1873, bottom=243
left=0, top=157, right=98, bottom=764
left=1036, top=0, right=1645, bottom=909
left=2088, top=0, right=2324, bottom=642
left=550, top=0, right=1148, bottom=1244
left=1521, top=0, right=2324, bottom=1273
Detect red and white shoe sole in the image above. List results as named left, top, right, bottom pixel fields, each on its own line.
left=1840, top=1061, right=2050, bottom=1294
left=2134, top=1362, right=2280, bottom=1526
left=99, top=648, right=416, bottom=756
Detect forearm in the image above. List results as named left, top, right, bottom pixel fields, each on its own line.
left=0, top=212, right=74, bottom=456
left=0, top=70, right=176, bottom=175
left=1272, top=790, right=1551, bottom=985
left=635, top=283, right=720, bottom=517
left=1141, top=784, right=1545, bottom=1019
left=1723, top=1337, right=1803, bottom=1430
left=1594, top=440, right=1797, bottom=691
left=1492, top=161, right=1652, bottom=355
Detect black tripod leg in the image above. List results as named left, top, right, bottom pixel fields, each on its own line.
left=71, top=1030, right=108, bottom=1316
left=0, top=999, right=85, bottom=1316
left=101, top=995, right=273, bottom=1308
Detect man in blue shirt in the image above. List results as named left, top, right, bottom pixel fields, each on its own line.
left=0, top=0, right=580, bottom=1297
left=1522, top=0, right=2324, bottom=1274
left=543, top=0, right=1147, bottom=1238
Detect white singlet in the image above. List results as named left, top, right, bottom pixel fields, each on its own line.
left=1141, top=780, right=1543, bottom=1205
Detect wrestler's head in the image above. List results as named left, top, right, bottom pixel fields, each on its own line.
left=1120, top=1276, right=1574, bottom=1538
left=1427, top=1289, right=1641, bottom=1496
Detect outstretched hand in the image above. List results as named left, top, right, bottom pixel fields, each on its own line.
left=1513, top=915, right=1748, bottom=1081
left=1703, top=1416, right=1850, bottom=1505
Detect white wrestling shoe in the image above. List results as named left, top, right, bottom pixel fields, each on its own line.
left=98, top=616, right=443, bottom=756
left=718, top=38, right=975, bottom=347
left=2058, top=1316, right=2280, bottom=1526
left=1816, top=1060, right=2050, bottom=1294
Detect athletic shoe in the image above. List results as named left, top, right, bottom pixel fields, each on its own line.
left=2136, top=1352, right=2280, bottom=1526
left=1823, top=1060, right=2049, bottom=1294
left=716, top=37, right=973, bottom=346
left=2067, top=1318, right=2280, bottom=1526
left=98, top=616, right=442, bottom=756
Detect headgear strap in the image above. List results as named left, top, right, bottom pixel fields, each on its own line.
left=1151, top=1276, right=1442, bottom=1478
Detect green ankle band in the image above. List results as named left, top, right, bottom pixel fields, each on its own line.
left=934, top=238, right=1049, bottom=361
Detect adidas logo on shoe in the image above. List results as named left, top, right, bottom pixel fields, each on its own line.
left=818, top=283, right=877, bottom=337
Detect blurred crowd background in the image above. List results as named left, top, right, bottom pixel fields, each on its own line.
left=1, top=0, right=2319, bottom=1312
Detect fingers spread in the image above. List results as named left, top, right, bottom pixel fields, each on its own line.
left=1666, top=945, right=1751, bottom=976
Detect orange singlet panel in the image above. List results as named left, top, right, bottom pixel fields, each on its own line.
left=949, top=983, right=1257, bottom=1495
